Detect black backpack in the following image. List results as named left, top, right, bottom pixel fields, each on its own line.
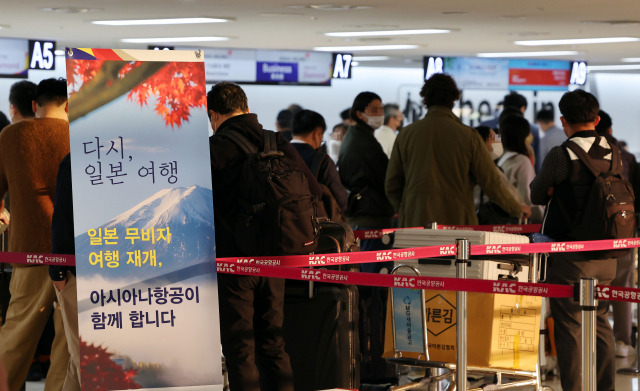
left=564, top=138, right=635, bottom=257
left=223, top=130, right=320, bottom=256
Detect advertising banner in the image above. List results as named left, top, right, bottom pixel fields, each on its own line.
left=66, top=48, right=222, bottom=390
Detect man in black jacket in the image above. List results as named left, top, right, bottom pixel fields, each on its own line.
left=290, top=109, right=348, bottom=215
left=49, top=154, right=80, bottom=390
left=530, top=90, right=616, bottom=391
left=208, top=82, right=321, bottom=391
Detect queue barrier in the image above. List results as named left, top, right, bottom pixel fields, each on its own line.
left=2, top=224, right=637, bottom=390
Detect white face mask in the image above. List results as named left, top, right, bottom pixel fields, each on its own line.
left=490, top=141, right=504, bottom=160
left=363, top=114, right=384, bottom=129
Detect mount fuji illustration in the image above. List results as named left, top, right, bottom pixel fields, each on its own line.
left=75, top=185, right=215, bottom=280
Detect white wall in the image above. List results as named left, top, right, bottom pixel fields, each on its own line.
left=1, top=56, right=638, bottom=158
left=588, top=73, right=640, bottom=156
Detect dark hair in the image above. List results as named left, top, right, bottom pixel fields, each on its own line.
left=340, top=108, right=351, bottom=121
left=350, top=91, right=381, bottom=127
left=500, top=115, right=530, bottom=156
left=0, top=111, right=9, bottom=131
left=383, top=103, right=400, bottom=125
left=503, top=92, right=527, bottom=110
left=288, top=104, right=303, bottom=116
left=535, top=109, right=554, bottom=123
left=276, top=109, right=293, bottom=129
left=558, top=90, right=599, bottom=125
left=497, top=107, right=523, bottom=133
left=207, top=82, right=248, bottom=117
left=35, top=78, right=67, bottom=107
left=474, top=125, right=492, bottom=142
left=420, top=73, right=460, bottom=109
left=9, top=80, right=37, bottom=118
left=595, top=110, right=612, bottom=135
left=292, top=109, right=326, bottom=136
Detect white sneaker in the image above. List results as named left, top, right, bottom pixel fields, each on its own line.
left=616, top=340, right=633, bottom=357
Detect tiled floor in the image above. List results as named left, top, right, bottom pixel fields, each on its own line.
left=23, top=356, right=640, bottom=390
left=539, top=354, right=640, bottom=390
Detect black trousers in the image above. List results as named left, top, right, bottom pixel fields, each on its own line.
left=218, top=274, right=294, bottom=391
left=547, top=253, right=616, bottom=391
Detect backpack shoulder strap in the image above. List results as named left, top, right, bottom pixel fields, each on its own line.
left=608, top=141, right=623, bottom=175
left=310, top=150, right=325, bottom=178
left=261, top=130, right=284, bottom=158
left=221, top=131, right=258, bottom=155
left=564, top=137, right=603, bottom=177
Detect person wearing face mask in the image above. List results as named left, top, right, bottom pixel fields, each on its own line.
left=473, top=126, right=525, bottom=224
left=338, top=92, right=394, bottom=243
left=386, top=74, right=531, bottom=227
left=338, top=92, right=396, bottom=384
left=497, top=114, right=544, bottom=223
left=291, top=109, right=348, bottom=215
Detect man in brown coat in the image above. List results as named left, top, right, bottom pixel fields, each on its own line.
left=385, top=74, right=530, bottom=227
left=0, top=78, right=70, bottom=391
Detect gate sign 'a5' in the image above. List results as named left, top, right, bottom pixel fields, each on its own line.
left=29, top=40, right=56, bottom=70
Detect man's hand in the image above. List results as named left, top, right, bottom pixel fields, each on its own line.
left=521, top=205, right=532, bottom=219
left=53, top=279, right=67, bottom=292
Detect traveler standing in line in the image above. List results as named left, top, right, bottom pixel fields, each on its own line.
left=498, top=115, right=544, bottom=223
left=535, top=108, right=566, bottom=170
left=338, top=92, right=393, bottom=257
left=374, top=103, right=402, bottom=159
left=386, top=73, right=530, bottom=227
left=208, top=82, right=322, bottom=391
left=530, top=90, right=619, bottom=391
left=596, top=109, right=640, bottom=358
left=49, top=154, right=80, bottom=391
left=290, top=109, right=348, bottom=215
left=7, top=80, right=36, bottom=123
left=0, top=78, right=70, bottom=391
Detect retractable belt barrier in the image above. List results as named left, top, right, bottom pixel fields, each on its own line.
left=2, top=225, right=639, bottom=303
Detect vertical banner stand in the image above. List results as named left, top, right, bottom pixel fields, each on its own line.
left=580, top=277, right=597, bottom=391
left=455, top=238, right=470, bottom=391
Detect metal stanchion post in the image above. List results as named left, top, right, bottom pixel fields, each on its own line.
left=580, top=277, right=597, bottom=391
left=455, top=238, right=469, bottom=391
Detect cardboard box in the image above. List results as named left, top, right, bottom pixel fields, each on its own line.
left=384, top=290, right=541, bottom=371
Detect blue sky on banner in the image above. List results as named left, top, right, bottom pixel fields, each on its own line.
left=69, top=94, right=212, bottom=235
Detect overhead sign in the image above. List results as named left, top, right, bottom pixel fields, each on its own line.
left=332, top=53, right=353, bottom=79
left=426, top=56, right=574, bottom=91
left=0, top=38, right=29, bottom=78
left=508, top=59, right=571, bottom=91
left=29, top=40, right=56, bottom=70
left=424, top=56, right=444, bottom=80
left=202, top=48, right=332, bottom=85
left=569, top=61, right=588, bottom=85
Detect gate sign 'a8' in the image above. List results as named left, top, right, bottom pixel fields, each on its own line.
left=29, top=40, right=56, bottom=70
left=569, top=61, right=587, bottom=86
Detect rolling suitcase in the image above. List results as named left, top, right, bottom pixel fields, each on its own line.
left=283, top=282, right=360, bottom=391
